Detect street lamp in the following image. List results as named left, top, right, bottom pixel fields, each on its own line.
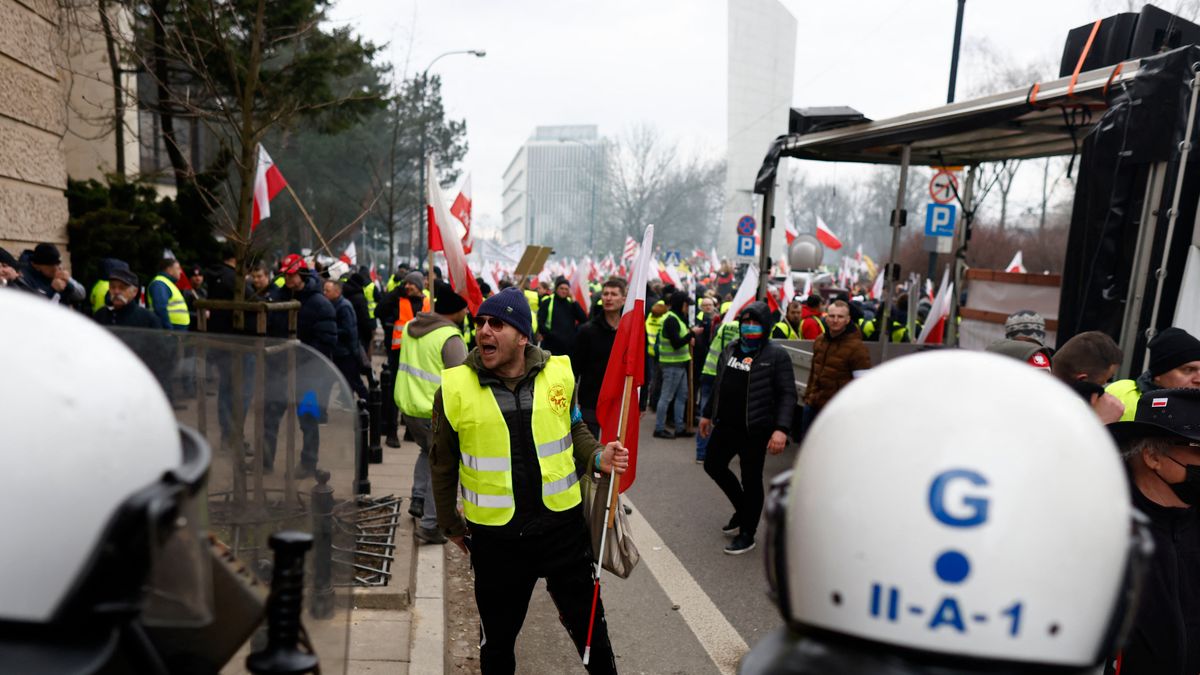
left=415, top=49, right=486, bottom=260
left=560, top=137, right=600, bottom=256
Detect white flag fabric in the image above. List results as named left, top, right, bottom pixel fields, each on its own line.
left=1006, top=251, right=1027, bottom=273
left=917, top=266, right=954, bottom=345
left=722, top=263, right=760, bottom=325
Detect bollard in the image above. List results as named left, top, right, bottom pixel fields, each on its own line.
left=245, top=531, right=319, bottom=675
left=354, top=400, right=371, bottom=496
left=367, top=372, right=383, bottom=464
left=379, top=362, right=396, bottom=446
left=309, top=470, right=335, bottom=619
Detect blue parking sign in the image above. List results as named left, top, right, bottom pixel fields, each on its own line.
left=737, top=235, right=756, bottom=256
left=925, top=203, right=956, bottom=237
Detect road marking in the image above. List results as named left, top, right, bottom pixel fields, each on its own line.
left=624, top=496, right=748, bottom=675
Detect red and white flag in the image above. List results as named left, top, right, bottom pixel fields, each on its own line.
left=623, top=235, right=639, bottom=262
left=570, top=263, right=592, bottom=310
left=815, top=216, right=843, bottom=250
left=597, top=224, right=655, bottom=493
left=340, top=242, right=357, bottom=266
left=917, top=267, right=953, bottom=345
left=870, top=271, right=885, bottom=300
left=251, top=144, right=288, bottom=230
left=450, top=174, right=473, bottom=254
left=1006, top=250, right=1027, bottom=273
left=784, top=220, right=799, bottom=246
left=693, top=248, right=707, bottom=260
left=427, top=157, right=483, bottom=313
left=721, top=262, right=760, bottom=324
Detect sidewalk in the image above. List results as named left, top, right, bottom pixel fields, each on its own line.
left=348, top=419, right=443, bottom=675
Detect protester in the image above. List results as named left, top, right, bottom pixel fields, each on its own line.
left=573, top=277, right=626, bottom=437
left=1004, top=309, right=1047, bottom=346
left=771, top=300, right=803, bottom=340
left=641, top=289, right=668, bottom=412
left=341, top=271, right=376, bottom=356
left=1108, top=388, right=1200, bottom=675
left=429, top=287, right=627, bottom=674
left=1107, top=327, right=1200, bottom=421
left=801, top=299, right=870, bottom=437
left=537, top=276, right=587, bottom=356
left=146, top=258, right=190, bottom=331
left=397, top=281, right=468, bottom=544
left=92, top=268, right=160, bottom=329
left=0, top=247, right=19, bottom=287
left=1052, top=330, right=1126, bottom=424
left=697, top=310, right=740, bottom=464
left=654, top=290, right=701, bottom=439
left=183, top=264, right=207, bottom=327
left=377, top=270, right=429, bottom=448
left=248, top=261, right=274, bottom=301
left=88, top=258, right=129, bottom=314
left=13, top=243, right=85, bottom=306
left=798, top=294, right=826, bottom=339
left=323, top=279, right=368, bottom=400
left=699, top=301, right=795, bottom=555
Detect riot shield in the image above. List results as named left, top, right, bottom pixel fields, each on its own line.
left=110, top=328, right=357, bottom=674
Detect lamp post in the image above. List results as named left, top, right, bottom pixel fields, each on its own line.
left=560, top=137, right=600, bottom=255
left=415, top=49, right=486, bottom=262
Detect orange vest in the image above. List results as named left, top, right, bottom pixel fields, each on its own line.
left=390, top=296, right=432, bottom=350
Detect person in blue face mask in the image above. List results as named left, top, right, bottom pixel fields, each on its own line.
left=698, top=301, right=797, bottom=555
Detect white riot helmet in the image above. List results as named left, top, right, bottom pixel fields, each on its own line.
left=760, top=351, right=1150, bottom=672
left=0, top=291, right=212, bottom=669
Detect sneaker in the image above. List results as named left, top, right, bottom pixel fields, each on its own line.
left=408, top=498, right=424, bottom=519
left=721, top=515, right=739, bottom=536
left=724, top=533, right=756, bottom=555
left=415, top=526, right=446, bottom=545
left=695, top=457, right=705, bottom=464
left=385, top=433, right=401, bottom=448
left=652, top=429, right=674, bottom=439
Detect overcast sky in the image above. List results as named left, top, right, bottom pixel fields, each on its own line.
left=327, top=0, right=1114, bottom=239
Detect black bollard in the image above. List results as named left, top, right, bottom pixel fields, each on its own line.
left=367, top=373, right=383, bottom=464
left=245, top=531, right=319, bottom=675
left=380, top=363, right=397, bottom=446
left=309, top=470, right=334, bottom=619
left=354, top=400, right=371, bottom=496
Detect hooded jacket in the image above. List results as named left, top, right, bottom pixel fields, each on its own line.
left=342, top=273, right=376, bottom=351
left=330, top=295, right=361, bottom=359
left=288, top=273, right=336, bottom=356
left=799, top=304, right=825, bottom=340
left=703, top=302, right=797, bottom=433
left=429, top=345, right=602, bottom=538
left=804, top=321, right=871, bottom=409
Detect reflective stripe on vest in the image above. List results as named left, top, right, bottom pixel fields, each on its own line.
left=657, top=311, right=690, bottom=363
left=441, top=356, right=581, bottom=526
left=148, top=275, right=190, bottom=327
left=90, top=280, right=109, bottom=314
left=645, top=312, right=664, bottom=356
left=1105, top=379, right=1141, bottom=422
left=773, top=321, right=799, bottom=340
left=390, top=296, right=431, bottom=350
left=395, top=323, right=459, bottom=417
left=364, top=283, right=377, bottom=319
left=702, top=321, right=739, bottom=376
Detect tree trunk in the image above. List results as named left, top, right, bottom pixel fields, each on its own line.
left=97, top=0, right=125, bottom=176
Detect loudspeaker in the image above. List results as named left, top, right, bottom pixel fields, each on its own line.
left=1059, top=5, right=1200, bottom=78
left=789, top=107, right=867, bottom=136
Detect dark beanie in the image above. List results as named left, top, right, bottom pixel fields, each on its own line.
left=477, top=287, right=532, bottom=338
left=0, top=246, right=16, bottom=268
left=1149, top=327, right=1200, bottom=376
left=31, top=242, right=61, bottom=265
left=554, top=276, right=569, bottom=289
left=434, top=280, right=467, bottom=315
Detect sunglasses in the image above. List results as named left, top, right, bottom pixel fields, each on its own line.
left=474, top=316, right=509, bottom=331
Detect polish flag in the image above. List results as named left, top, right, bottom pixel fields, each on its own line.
left=570, top=263, right=592, bottom=310
left=597, top=224, right=655, bottom=493
left=693, top=248, right=707, bottom=260
left=251, top=144, right=288, bottom=230
left=623, top=235, right=639, bottom=262
left=784, top=220, right=799, bottom=246
left=451, top=174, right=473, bottom=254
left=427, top=157, right=483, bottom=313
left=781, top=263, right=796, bottom=305
left=815, top=216, right=843, bottom=250
left=721, top=263, right=761, bottom=324
left=1006, top=251, right=1027, bottom=273
left=340, top=241, right=357, bottom=266
left=917, top=267, right=953, bottom=345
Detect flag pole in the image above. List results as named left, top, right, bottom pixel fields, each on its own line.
left=584, top=374, right=632, bottom=665
left=685, top=344, right=695, bottom=433
left=284, top=183, right=333, bottom=257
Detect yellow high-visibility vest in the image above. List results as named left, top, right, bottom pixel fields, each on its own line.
left=1106, top=379, right=1141, bottom=422
left=524, top=289, right=540, bottom=316
left=364, top=282, right=377, bottom=319
left=441, top=356, right=581, bottom=526
left=395, top=323, right=459, bottom=417
left=147, top=274, right=189, bottom=327
left=90, top=280, right=110, bottom=314
left=657, top=311, right=690, bottom=363
left=703, top=321, right=739, bottom=376
left=773, top=320, right=799, bottom=341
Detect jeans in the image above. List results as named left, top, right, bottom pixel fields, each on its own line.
left=334, top=353, right=368, bottom=400
left=655, top=364, right=689, bottom=433
left=262, top=355, right=323, bottom=470
left=695, top=376, right=714, bottom=460
left=403, top=415, right=437, bottom=531
left=704, top=424, right=769, bottom=537
left=215, top=351, right=255, bottom=445
left=640, top=354, right=657, bottom=411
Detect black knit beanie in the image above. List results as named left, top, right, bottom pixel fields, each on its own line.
left=1149, top=327, right=1200, bottom=376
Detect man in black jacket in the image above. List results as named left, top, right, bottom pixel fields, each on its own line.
left=1109, top=388, right=1200, bottom=675
left=341, top=271, right=377, bottom=356
left=93, top=268, right=160, bottom=329
left=572, top=277, right=626, bottom=437
left=323, top=278, right=368, bottom=399
left=537, top=276, right=587, bottom=356
left=699, top=301, right=796, bottom=555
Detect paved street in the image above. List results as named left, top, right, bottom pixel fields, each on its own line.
left=502, top=410, right=801, bottom=674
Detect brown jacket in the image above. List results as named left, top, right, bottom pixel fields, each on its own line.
left=805, top=325, right=871, bottom=408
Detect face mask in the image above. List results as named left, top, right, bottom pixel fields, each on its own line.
left=739, top=324, right=764, bottom=348
left=1158, top=454, right=1200, bottom=506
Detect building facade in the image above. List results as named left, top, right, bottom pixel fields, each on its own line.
left=719, top=0, right=796, bottom=264
left=501, top=125, right=606, bottom=258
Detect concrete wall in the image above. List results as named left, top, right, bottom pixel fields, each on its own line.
left=0, top=0, right=69, bottom=256
left=718, top=0, right=796, bottom=266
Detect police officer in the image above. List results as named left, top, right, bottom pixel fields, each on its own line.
left=741, top=350, right=1150, bottom=674
left=429, top=288, right=628, bottom=674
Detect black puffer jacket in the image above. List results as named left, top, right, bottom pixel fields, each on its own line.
left=286, top=272, right=337, bottom=356
left=342, top=273, right=376, bottom=351
left=703, top=302, right=796, bottom=433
